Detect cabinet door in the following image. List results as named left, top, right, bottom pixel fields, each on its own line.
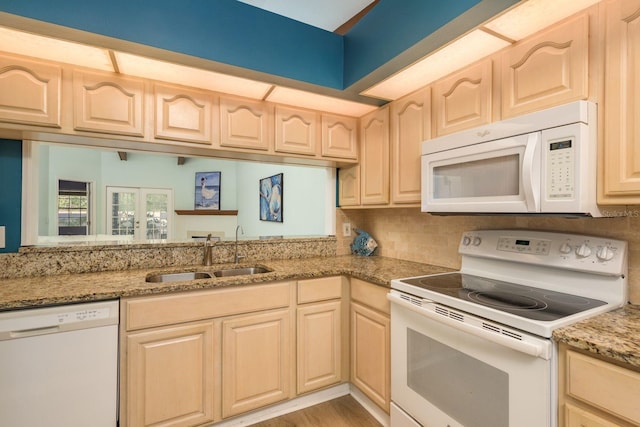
left=126, top=321, right=215, bottom=427
left=154, top=83, right=213, bottom=144
left=338, top=165, right=360, bottom=206
left=297, top=300, right=342, bottom=394
left=351, top=301, right=390, bottom=412
left=321, top=113, right=358, bottom=160
left=501, top=13, right=589, bottom=119
left=433, top=59, right=492, bottom=136
left=274, top=105, right=318, bottom=156
left=221, top=309, right=291, bottom=418
left=73, top=70, right=145, bottom=136
left=360, top=106, right=390, bottom=205
left=0, top=55, right=61, bottom=127
left=390, top=87, right=431, bottom=204
left=565, top=403, right=621, bottom=427
left=600, top=0, right=640, bottom=203
left=219, top=96, right=271, bottom=150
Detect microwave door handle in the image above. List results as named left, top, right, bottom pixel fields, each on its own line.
left=521, top=132, right=541, bottom=212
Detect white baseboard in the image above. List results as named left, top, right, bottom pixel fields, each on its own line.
left=349, top=385, right=391, bottom=427
left=208, top=383, right=350, bottom=426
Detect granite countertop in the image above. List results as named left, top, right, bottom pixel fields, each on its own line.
left=553, top=304, right=640, bottom=369
left=0, top=255, right=452, bottom=311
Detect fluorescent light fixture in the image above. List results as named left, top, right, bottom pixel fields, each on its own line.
left=266, top=86, right=378, bottom=117
left=0, top=26, right=113, bottom=71
left=363, top=29, right=511, bottom=101
left=113, top=52, right=273, bottom=100
left=484, top=0, right=602, bottom=41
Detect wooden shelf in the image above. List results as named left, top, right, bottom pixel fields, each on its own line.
left=175, top=210, right=238, bottom=216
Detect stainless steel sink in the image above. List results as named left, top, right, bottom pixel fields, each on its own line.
left=212, top=266, right=271, bottom=277
left=146, top=271, right=212, bottom=283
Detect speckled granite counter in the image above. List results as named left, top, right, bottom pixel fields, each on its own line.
left=553, top=304, right=640, bottom=369
left=0, top=255, right=452, bottom=311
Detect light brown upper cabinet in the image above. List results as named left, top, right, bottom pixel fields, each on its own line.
left=390, top=87, right=431, bottom=204
left=73, top=70, right=146, bottom=137
left=154, top=83, right=214, bottom=145
left=321, top=113, right=358, bottom=160
left=600, top=0, right=640, bottom=203
left=219, top=95, right=272, bottom=151
left=274, top=105, right=319, bottom=156
left=501, top=13, right=589, bottom=119
left=0, top=54, right=61, bottom=128
left=338, top=165, right=361, bottom=207
left=433, top=58, right=493, bottom=137
left=360, top=106, right=390, bottom=205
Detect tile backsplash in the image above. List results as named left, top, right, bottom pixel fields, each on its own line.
left=338, top=208, right=640, bottom=304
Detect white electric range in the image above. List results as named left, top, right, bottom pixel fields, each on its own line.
left=388, top=229, right=628, bottom=427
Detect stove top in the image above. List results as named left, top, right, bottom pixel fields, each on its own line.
left=399, top=272, right=606, bottom=322
left=390, top=229, right=628, bottom=338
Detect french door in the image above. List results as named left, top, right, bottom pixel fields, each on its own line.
left=106, top=187, right=173, bottom=240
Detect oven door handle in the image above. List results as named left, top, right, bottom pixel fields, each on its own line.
left=388, top=293, right=551, bottom=360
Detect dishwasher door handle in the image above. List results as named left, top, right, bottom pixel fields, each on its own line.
left=9, top=325, right=61, bottom=339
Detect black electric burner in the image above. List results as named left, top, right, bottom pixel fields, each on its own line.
left=399, top=272, right=606, bottom=322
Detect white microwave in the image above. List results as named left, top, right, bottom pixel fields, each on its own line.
left=422, top=101, right=601, bottom=216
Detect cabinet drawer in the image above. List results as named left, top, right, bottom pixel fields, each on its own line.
left=125, top=281, right=293, bottom=330
left=566, top=350, right=640, bottom=424
left=297, top=276, right=343, bottom=304
left=350, top=278, right=390, bottom=315
left=565, top=403, right=620, bottom=427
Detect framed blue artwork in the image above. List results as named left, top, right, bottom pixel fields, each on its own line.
left=259, top=173, right=283, bottom=222
left=195, top=171, right=221, bottom=210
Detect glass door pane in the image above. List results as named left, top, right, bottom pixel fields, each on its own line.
left=107, top=187, right=138, bottom=238
left=143, top=189, right=172, bottom=240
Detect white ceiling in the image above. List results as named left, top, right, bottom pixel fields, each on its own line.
left=237, top=0, right=375, bottom=32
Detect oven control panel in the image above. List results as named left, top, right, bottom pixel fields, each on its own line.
left=459, top=229, right=627, bottom=276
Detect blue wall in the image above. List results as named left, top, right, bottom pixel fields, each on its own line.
left=0, top=139, right=21, bottom=253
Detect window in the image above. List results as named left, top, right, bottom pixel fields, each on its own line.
left=58, top=180, right=91, bottom=236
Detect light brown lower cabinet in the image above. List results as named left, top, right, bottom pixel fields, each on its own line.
left=220, top=309, right=293, bottom=418
left=559, top=343, right=640, bottom=427
left=350, top=278, right=391, bottom=413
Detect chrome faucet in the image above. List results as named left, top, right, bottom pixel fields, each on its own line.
left=203, top=233, right=214, bottom=266
left=235, top=225, right=244, bottom=264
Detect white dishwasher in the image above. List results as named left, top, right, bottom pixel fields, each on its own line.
left=0, top=300, right=119, bottom=427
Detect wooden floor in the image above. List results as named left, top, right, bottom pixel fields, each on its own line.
left=249, top=395, right=383, bottom=427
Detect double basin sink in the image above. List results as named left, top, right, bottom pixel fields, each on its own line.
left=146, top=266, right=271, bottom=283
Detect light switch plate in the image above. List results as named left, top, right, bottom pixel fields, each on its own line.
left=0, top=226, right=5, bottom=249
left=342, top=222, right=351, bottom=237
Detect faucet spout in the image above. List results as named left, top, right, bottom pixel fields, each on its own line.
left=235, top=226, right=244, bottom=264
left=203, top=233, right=213, bottom=266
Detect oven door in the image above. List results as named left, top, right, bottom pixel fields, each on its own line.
left=389, top=291, right=554, bottom=427
left=422, top=132, right=541, bottom=213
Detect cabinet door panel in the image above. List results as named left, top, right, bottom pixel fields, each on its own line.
left=155, top=84, right=213, bottom=144
left=126, top=322, right=215, bottom=427
left=321, top=114, right=358, bottom=159
left=433, top=59, right=492, bottom=136
left=601, top=0, right=640, bottom=202
left=0, top=56, right=61, bottom=127
left=390, top=87, right=430, bottom=204
left=275, top=105, right=318, bottom=155
left=502, top=14, right=588, bottom=118
left=360, top=106, right=390, bottom=205
left=351, top=302, right=390, bottom=412
left=338, top=165, right=360, bottom=207
left=221, top=309, right=291, bottom=418
left=297, top=301, right=342, bottom=394
left=73, top=71, right=145, bottom=136
left=219, top=96, right=270, bottom=150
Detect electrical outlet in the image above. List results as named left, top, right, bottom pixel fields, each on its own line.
left=0, top=226, right=5, bottom=249
left=342, top=222, right=351, bottom=237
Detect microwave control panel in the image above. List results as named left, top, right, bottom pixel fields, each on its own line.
left=546, top=138, right=575, bottom=199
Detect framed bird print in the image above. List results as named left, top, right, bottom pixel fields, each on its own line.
left=259, top=173, right=283, bottom=222
left=195, top=171, right=221, bottom=210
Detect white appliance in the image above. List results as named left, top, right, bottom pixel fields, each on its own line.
left=0, top=300, right=119, bottom=427
left=389, top=229, right=627, bottom=427
left=422, top=101, right=601, bottom=216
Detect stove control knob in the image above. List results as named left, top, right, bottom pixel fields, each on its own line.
left=472, top=237, right=482, bottom=246
left=559, top=242, right=572, bottom=254
left=462, top=236, right=472, bottom=246
left=575, top=242, right=592, bottom=258
left=596, top=246, right=615, bottom=261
